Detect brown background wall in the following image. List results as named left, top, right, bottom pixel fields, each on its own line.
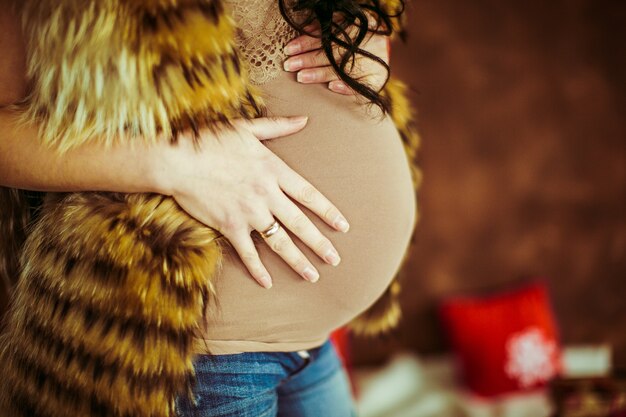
left=352, top=0, right=626, bottom=366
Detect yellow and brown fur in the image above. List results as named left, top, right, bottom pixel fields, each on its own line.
left=0, top=0, right=420, bottom=416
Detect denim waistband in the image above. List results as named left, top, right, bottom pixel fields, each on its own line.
left=192, top=337, right=333, bottom=377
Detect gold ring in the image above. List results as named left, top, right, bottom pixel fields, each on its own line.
left=258, top=219, right=280, bottom=239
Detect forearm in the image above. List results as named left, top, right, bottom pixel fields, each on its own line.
left=0, top=108, right=170, bottom=195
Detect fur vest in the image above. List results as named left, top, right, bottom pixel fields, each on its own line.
left=0, top=1, right=421, bottom=416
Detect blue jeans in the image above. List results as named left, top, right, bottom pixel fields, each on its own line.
left=175, top=338, right=358, bottom=417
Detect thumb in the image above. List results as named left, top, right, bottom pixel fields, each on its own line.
left=239, top=116, right=308, bottom=140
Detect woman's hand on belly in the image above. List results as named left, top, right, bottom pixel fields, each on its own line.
left=156, top=116, right=349, bottom=290
left=283, top=18, right=390, bottom=95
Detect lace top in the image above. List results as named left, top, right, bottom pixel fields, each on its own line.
left=224, top=0, right=300, bottom=85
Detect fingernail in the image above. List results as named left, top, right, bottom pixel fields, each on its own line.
left=260, top=275, right=273, bottom=289
left=329, top=81, right=347, bottom=92
left=283, top=57, right=303, bottom=72
left=303, top=266, right=319, bottom=282
left=284, top=43, right=301, bottom=55
left=333, top=215, right=350, bottom=233
left=324, top=248, right=341, bottom=266
left=297, top=71, right=314, bottom=83
left=289, top=116, right=308, bottom=125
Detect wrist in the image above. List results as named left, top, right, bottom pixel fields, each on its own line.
left=146, top=137, right=182, bottom=197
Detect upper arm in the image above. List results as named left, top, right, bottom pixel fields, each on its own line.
left=0, top=7, right=27, bottom=106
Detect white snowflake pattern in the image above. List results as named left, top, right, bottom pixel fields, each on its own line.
left=504, top=326, right=558, bottom=387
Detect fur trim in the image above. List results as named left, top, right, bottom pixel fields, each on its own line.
left=345, top=276, right=403, bottom=337
left=384, top=77, right=423, bottom=206
left=11, top=0, right=264, bottom=155
left=0, top=192, right=222, bottom=417
left=0, top=189, right=31, bottom=295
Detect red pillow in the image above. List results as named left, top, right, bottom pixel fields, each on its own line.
left=329, top=327, right=357, bottom=396
left=439, top=280, right=562, bottom=397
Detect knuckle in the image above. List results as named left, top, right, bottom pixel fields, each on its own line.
left=267, top=160, right=287, bottom=180
left=240, top=251, right=259, bottom=264
left=316, top=237, right=333, bottom=254
left=238, top=198, right=255, bottom=215
left=289, top=213, right=308, bottom=234
left=270, top=235, right=291, bottom=253
left=304, top=37, right=318, bottom=49
left=221, top=212, right=242, bottom=233
left=252, top=181, right=269, bottom=197
left=299, top=184, right=317, bottom=204
left=259, top=150, right=277, bottom=168
left=324, top=206, right=339, bottom=222
left=314, top=49, right=327, bottom=63
left=294, top=257, right=309, bottom=272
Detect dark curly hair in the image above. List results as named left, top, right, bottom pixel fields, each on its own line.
left=278, top=0, right=406, bottom=114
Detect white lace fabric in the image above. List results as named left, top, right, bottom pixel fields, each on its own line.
left=224, top=0, right=301, bottom=85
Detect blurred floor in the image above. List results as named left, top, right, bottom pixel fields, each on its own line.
left=352, top=0, right=626, bottom=367
left=354, top=353, right=551, bottom=417
left=353, top=346, right=611, bottom=417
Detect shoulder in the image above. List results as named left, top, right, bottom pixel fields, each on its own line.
left=0, top=6, right=27, bottom=106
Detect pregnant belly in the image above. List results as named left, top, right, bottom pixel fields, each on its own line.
left=193, top=72, right=416, bottom=355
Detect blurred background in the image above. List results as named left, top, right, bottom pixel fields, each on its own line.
left=0, top=0, right=623, bottom=416
left=347, top=0, right=625, bottom=415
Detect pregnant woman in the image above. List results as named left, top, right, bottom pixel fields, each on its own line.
left=0, top=1, right=419, bottom=416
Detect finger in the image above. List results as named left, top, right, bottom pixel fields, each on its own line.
left=285, top=14, right=380, bottom=56
left=296, top=66, right=339, bottom=84
left=284, top=23, right=322, bottom=55
left=253, top=217, right=320, bottom=283
left=302, top=22, right=321, bottom=35
left=284, top=48, right=344, bottom=72
left=270, top=192, right=341, bottom=266
left=276, top=166, right=350, bottom=233
left=226, top=231, right=273, bottom=289
left=236, top=116, right=308, bottom=140
left=328, top=80, right=354, bottom=95
left=284, top=22, right=363, bottom=58
left=284, top=34, right=321, bottom=56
